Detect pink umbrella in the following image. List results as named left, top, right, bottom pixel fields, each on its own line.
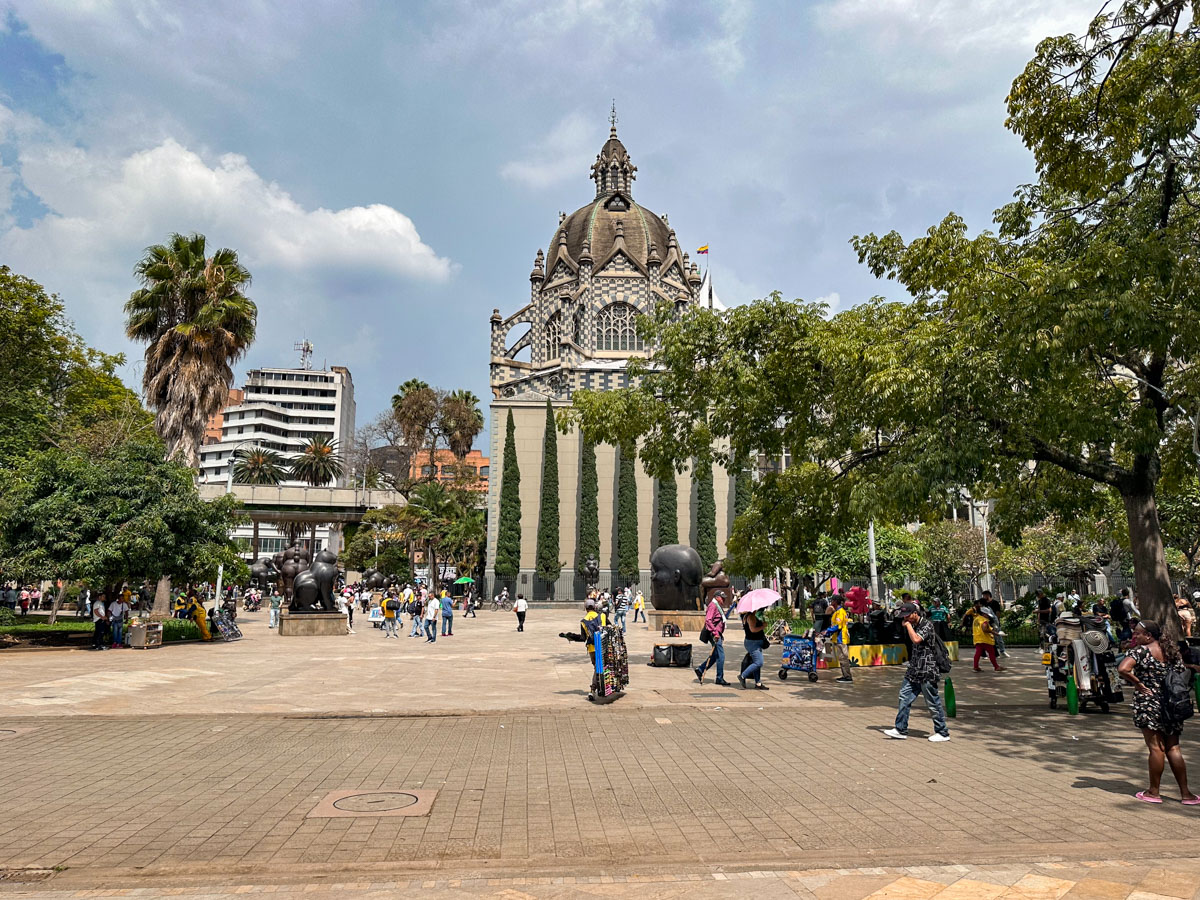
left=736, top=588, right=781, bottom=614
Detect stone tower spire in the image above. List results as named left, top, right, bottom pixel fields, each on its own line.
left=590, top=107, right=637, bottom=199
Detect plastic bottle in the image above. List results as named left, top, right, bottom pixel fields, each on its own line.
left=943, top=677, right=956, bottom=718
left=1066, top=674, right=1079, bottom=715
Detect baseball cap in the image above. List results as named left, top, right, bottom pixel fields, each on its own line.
left=894, top=602, right=919, bottom=619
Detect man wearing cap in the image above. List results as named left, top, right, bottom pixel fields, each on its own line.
left=884, top=602, right=950, bottom=742
left=559, top=598, right=608, bottom=701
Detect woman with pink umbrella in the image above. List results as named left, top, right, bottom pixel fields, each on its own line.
left=736, top=589, right=779, bottom=690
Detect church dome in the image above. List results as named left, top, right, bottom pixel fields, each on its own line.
left=543, top=124, right=672, bottom=276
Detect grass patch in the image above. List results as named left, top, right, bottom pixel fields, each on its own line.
left=0, top=621, right=92, bottom=634
left=162, top=619, right=200, bottom=642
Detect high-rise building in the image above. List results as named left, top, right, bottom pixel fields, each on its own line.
left=198, top=357, right=356, bottom=558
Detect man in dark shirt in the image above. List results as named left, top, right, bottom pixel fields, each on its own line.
left=883, top=602, right=950, bottom=742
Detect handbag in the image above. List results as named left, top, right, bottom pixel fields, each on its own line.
left=699, top=625, right=712, bottom=644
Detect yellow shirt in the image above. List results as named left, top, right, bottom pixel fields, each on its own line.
left=831, top=607, right=850, bottom=644
left=972, top=614, right=994, bottom=646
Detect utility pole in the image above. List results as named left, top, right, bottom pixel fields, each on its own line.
left=868, top=519, right=881, bottom=602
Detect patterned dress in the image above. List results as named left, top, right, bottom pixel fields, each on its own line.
left=1129, top=645, right=1184, bottom=736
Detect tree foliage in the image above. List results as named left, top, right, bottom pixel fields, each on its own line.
left=916, top=521, right=989, bottom=602
left=291, top=435, right=344, bottom=487
left=694, top=457, right=717, bottom=569
left=0, top=266, right=148, bottom=467
left=389, top=380, right=485, bottom=488
left=656, top=474, right=678, bottom=548
left=576, top=437, right=599, bottom=575
left=125, top=233, right=256, bottom=467
left=816, top=523, right=923, bottom=586
left=494, top=410, right=522, bottom=579
left=617, top=443, right=639, bottom=581
left=535, top=401, right=562, bottom=583
left=566, top=2, right=1200, bottom=631
left=0, top=437, right=243, bottom=589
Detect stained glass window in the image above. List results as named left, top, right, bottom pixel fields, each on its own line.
left=596, top=302, right=644, bottom=352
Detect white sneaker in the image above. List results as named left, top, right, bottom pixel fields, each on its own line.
left=883, top=728, right=907, bottom=740
left=928, top=733, right=951, bottom=742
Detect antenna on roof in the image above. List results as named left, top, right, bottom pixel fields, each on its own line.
left=609, top=99, right=618, bottom=132
left=294, top=339, right=314, bottom=370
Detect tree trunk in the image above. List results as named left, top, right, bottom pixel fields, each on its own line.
left=152, top=576, right=172, bottom=617
left=429, top=543, right=438, bottom=592
left=1122, top=488, right=1180, bottom=636
left=47, top=585, right=64, bottom=625
left=251, top=518, right=260, bottom=560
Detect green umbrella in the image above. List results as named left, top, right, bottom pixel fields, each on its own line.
left=453, top=576, right=475, bottom=584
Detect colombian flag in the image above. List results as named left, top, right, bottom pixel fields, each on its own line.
left=696, top=245, right=709, bottom=254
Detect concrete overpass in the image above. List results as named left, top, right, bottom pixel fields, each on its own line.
left=197, top=484, right=406, bottom=524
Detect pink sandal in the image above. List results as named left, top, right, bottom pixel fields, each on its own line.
left=1135, top=791, right=1163, bottom=803
left=1182, top=796, right=1200, bottom=806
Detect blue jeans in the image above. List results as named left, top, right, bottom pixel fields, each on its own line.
left=410, top=616, right=423, bottom=636
left=699, top=636, right=725, bottom=679
left=111, top=620, right=124, bottom=646
left=424, top=620, right=436, bottom=641
left=441, top=613, right=453, bottom=635
left=740, top=639, right=764, bottom=683
left=268, top=608, right=279, bottom=628
left=895, top=678, right=949, bottom=737
left=614, top=610, right=627, bottom=632
left=632, top=608, right=646, bottom=622
left=382, top=618, right=398, bottom=637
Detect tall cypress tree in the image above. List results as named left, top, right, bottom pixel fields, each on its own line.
left=494, top=409, right=522, bottom=579
left=576, top=437, right=599, bottom=577
left=656, top=473, right=678, bottom=548
left=617, top=443, right=639, bottom=582
left=695, top=456, right=717, bottom=569
left=535, top=400, right=562, bottom=584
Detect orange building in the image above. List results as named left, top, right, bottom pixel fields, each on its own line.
left=409, top=448, right=489, bottom=492
left=203, top=388, right=244, bottom=445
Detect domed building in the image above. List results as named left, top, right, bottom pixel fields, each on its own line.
left=485, top=118, right=732, bottom=598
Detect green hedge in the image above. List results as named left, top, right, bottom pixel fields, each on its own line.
left=0, top=620, right=91, bottom=634
left=162, top=619, right=201, bottom=642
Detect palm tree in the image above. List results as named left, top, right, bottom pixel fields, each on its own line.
left=400, top=482, right=457, bottom=590
left=391, top=379, right=438, bottom=482
left=125, top=233, right=256, bottom=467
left=231, top=446, right=286, bottom=559
left=291, top=435, right=344, bottom=551
left=443, top=390, right=484, bottom=461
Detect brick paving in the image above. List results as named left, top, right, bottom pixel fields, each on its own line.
left=0, top=610, right=1197, bottom=896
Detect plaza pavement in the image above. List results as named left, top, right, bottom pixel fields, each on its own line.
left=1, top=608, right=1198, bottom=898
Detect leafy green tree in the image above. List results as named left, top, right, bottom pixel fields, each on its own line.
left=0, top=437, right=243, bottom=595
left=576, top=438, right=599, bottom=576
left=1159, top=478, right=1200, bottom=589
left=232, top=446, right=287, bottom=558
left=694, top=457, right=717, bottom=569
left=816, top=523, right=923, bottom=586
left=494, top=410, right=522, bottom=581
left=342, top=506, right=411, bottom=578
left=1011, top=519, right=1102, bottom=592
left=916, top=521, right=987, bottom=603
left=617, top=443, right=639, bottom=582
left=125, top=233, right=256, bottom=466
left=535, top=401, right=562, bottom=585
left=568, top=2, right=1200, bottom=631
left=0, top=266, right=147, bottom=466
left=656, top=474, right=678, bottom=548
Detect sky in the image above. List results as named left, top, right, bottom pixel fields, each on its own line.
left=0, top=0, right=1099, bottom=442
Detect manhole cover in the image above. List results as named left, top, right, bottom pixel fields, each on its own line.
left=332, top=792, right=418, bottom=812
left=308, top=788, right=436, bottom=818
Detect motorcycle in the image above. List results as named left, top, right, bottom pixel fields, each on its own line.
left=1043, top=614, right=1123, bottom=712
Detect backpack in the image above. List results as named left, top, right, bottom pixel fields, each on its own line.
left=932, top=634, right=953, bottom=674
left=385, top=598, right=400, bottom=612
left=1162, top=665, right=1195, bottom=725
left=661, top=623, right=681, bottom=638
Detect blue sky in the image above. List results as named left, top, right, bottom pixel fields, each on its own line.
left=0, top=0, right=1097, bottom=440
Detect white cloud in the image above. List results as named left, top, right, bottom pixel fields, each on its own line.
left=500, top=112, right=596, bottom=189
left=3, top=138, right=453, bottom=282
left=814, top=291, right=841, bottom=308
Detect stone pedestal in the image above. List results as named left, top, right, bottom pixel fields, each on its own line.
left=648, top=609, right=706, bottom=634
left=278, top=612, right=348, bottom=636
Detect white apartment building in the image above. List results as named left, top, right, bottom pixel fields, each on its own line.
left=199, top=363, right=356, bottom=558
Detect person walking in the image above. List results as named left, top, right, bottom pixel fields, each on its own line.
left=966, top=598, right=1004, bottom=672
left=738, top=607, right=770, bottom=691
left=1118, top=620, right=1199, bottom=805
left=695, top=590, right=731, bottom=686
left=268, top=589, right=282, bottom=628
left=632, top=589, right=646, bottom=623
left=929, top=598, right=949, bottom=641
left=423, top=591, right=439, bottom=643
left=381, top=592, right=400, bottom=638
left=884, top=602, right=950, bottom=742
left=827, top=595, right=854, bottom=684
left=514, top=593, right=528, bottom=631
left=465, top=590, right=477, bottom=618
left=440, top=590, right=454, bottom=636
left=980, top=591, right=1008, bottom=658
left=613, top=589, right=629, bottom=633
left=108, top=591, right=131, bottom=649
left=90, top=593, right=110, bottom=651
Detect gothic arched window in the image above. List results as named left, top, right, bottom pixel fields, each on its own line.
left=596, top=302, right=644, bottom=352
left=544, top=312, right=562, bottom=360
left=572, top=307, right=583, bottom=346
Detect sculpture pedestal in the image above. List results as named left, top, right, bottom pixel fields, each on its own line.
left=648, top=610, right=707, bottom=634
left=278, top=612, right=348, bottom=637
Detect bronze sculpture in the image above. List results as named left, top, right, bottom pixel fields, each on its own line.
left=648, top=544, right=703, bottom=610
left=700, top=560, right=732, bottom=607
